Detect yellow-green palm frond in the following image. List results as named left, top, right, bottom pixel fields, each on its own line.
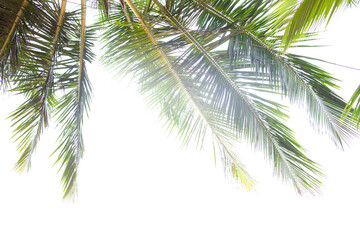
left=275, top=0, right=359, bottom=51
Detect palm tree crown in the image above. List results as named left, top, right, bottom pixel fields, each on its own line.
left=0, top=0, right=357, bottom=199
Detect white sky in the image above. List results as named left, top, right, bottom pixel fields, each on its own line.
left=1, top=4, right=360, bottom=240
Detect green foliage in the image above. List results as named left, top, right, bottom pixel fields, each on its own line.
left=1, top=0, right=358, bottom=198
left=1, top=0, right=95, bottom=200
left=276, top=0, right=360, bottom=51
left=274, top=0, right=360, bottom=128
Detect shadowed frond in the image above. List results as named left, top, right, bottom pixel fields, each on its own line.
left=0, top=0, right=45, bottom=89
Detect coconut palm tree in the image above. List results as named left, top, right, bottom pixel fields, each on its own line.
left=0, top=0, right=357, bottom=200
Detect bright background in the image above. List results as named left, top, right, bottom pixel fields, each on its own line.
left=1, top=5, right=360, bottom=240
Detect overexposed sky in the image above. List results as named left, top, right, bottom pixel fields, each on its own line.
left=1, top=3, right=360, bottom=240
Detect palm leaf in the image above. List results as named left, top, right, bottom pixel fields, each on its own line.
left=52, top=0, right=95, bottom=200
left=191, top=0, right=357, bottom=146
left=99, top=1, right=255, bottom=189
left=275, top=0, right=359, bottom=50
left=8, top=0, right=68, bottom=172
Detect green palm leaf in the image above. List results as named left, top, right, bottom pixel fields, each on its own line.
left=99, top=1, right=255, bottom=188
left=275, top=0, right=359, bottom=50
left=52, top=1, right=95, bottom=200
left=191, top=0, right=356, bottom=146
left=9, top=0, right=68, bottom=172
left=156, top=0, right=326, bottom=193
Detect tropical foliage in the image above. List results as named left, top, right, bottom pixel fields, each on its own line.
left=0, top=0, right=357, bottom=199
left=275, top=0, right=360, bottom=126
left=277, top=0, right=359, bottom=50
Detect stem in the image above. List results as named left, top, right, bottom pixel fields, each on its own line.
left=78, top=0, right=86, bottom=98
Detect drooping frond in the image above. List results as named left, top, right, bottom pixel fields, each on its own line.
left=153, top=0, right=327, bottom=193
left=9, top=0, right=68, bottom=172
left=53, top=1, right=95, bottom=200
left=99, top=1, right=255, bottom=189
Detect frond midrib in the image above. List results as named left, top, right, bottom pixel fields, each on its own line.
left=78, top=0, right=86, bottom=98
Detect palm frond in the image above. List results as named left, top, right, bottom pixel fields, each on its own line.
left=53, top=1, right=95, bottom=200
left=8, top=0, right=68, bottom=172
left=275, top=0, right=359, bottom=50
left=99, top=1, right=255, bottom=189
left=179, top=45, right=323, bottom=193
left=284, top=54, right=356, bottom=140
left=190, top=0, right=357, bottom=147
